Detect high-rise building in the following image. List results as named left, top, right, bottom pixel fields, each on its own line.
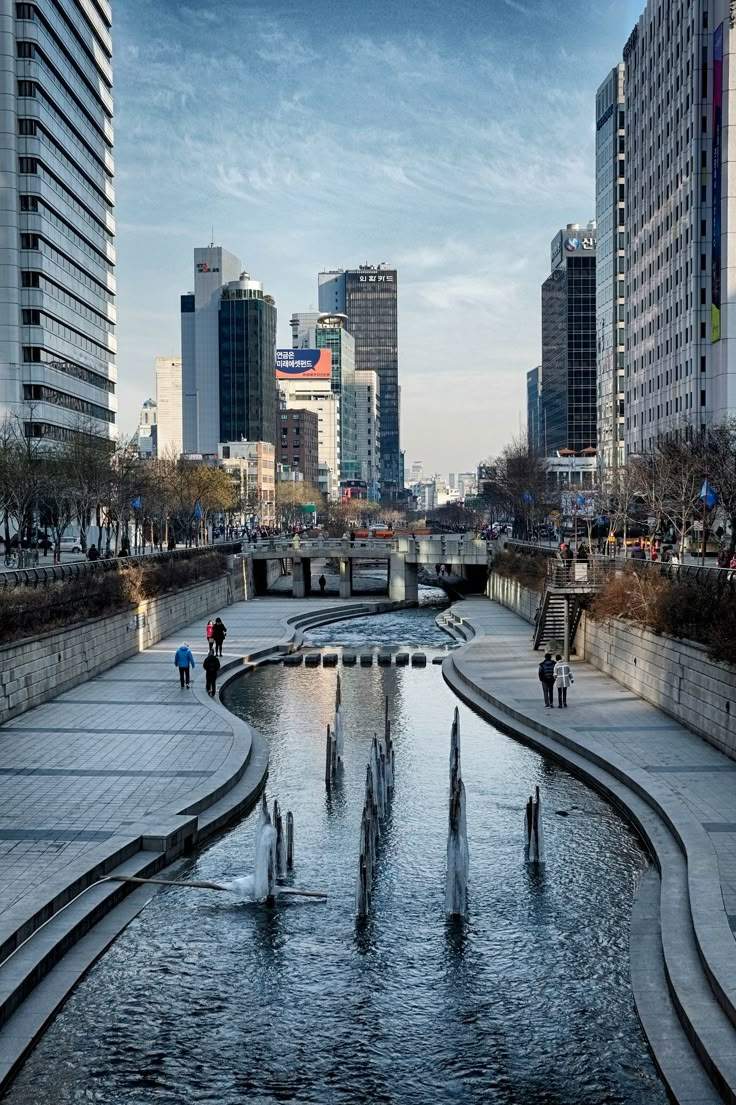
left=276, top=353, right=340, bottom=500
left=526, top=365, right=542, bottom=453
left=181, top=249, right=276, bottom=453
left=318, top=264, right=400, bottom=498
left=290, top=311, right=321, bottom=349
left=315, top=314, right=358, bottom=484
left=540, top=224, right=597, bottom=454
left=0, top=0, right=117, bottom=440
left=136, top=398, right=157, bottom=459
left=155, top=356, right=183, bottom=457
left=353, top=369, right=381, bottom=495
left=596, top=64, right=626, bottom=472
left=218, top=274, right=277, bottom=446
left=181, top=245, right=241, bottom=454
left=623, top=3, right=736, bottom=452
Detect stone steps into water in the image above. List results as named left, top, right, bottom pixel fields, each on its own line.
left=323, top=654, right=338, bottom=667
left=342, top=654, right=356, bottom=666
left=411, top=653, right=427, bottom=667
left=284, top=654, right=303, bottom=667
left=395, top=653, right=409, bottom=666
left=304, top=654, right=321, bottom=668
left=377, top=652, right=392, bottom=666
left=360, top=654, right=374, bottom=667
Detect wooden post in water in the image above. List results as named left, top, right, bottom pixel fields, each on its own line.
left=286, top=811, right=294, bottom=871
left=325, top=723, right=333, bottom=786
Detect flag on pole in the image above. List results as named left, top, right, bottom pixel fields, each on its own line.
left=131, top=496, right=142, bottom=510
left=699, top=480, right=718, bottom=510
left=193, top=501, right=203, bottom=520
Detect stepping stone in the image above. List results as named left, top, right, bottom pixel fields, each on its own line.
left=377, top=652, right=392, bottom=666
left=304, top=654, right=321, bottom=667
left=342, top=653, right=357, bottom=666
left=432, top=656, right=444, bottom=665
left=323, top=654, right=338, bottom=667
left=284, top=654, right=304, bottom=667
left=360, top=654, right=374, bottom=667
left=411, top=653, right=427, bottom=667
left=395, top=653, right=409, bottom=666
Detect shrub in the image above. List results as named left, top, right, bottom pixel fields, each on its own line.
left=491, top=550, right=546, bottom=592
left=0, top=551, right=228, bottom=644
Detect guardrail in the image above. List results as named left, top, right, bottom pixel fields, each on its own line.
left=0, top=542, right=243, bottom=591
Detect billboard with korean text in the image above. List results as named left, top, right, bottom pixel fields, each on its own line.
left=275, top=349, right=332, bottom=379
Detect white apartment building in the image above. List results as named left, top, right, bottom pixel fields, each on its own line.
left=155, top=356, right=182, bottom=457
left=353, top=369, right=381, bottom=495
left=278, top=378, right=340, bottom=501
left=624, top=0, right=736, bottom=453
left=0, top=0, right=117, bottom=440
left=218, top=440, right=276, bottom=527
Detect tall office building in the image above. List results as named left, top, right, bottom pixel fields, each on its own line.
left=526, top=365, right=542, bottom=453
left=315, top=313, right=358, bottom=482
left=596, top=64, right=626, bottom=472
left=181, top=248, right=276, bottom=453
left=155, top=356, right=183, bottom=457
left=540, top=224, right=598, bottom=454
left=318, top=264, right=400, bottom=498
left=0, top=0, right=117, bottom=440
left=277, top=367, right=340, bottom=500
left=624, top=2, right=736, bottom=453
left=290, top=311, right=321, bottom=349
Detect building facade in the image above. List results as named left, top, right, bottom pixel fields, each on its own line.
left=290, top=310, right=321, bottom=349
left=277, top=376, right=340, bottom=501
left=0, top=0, right=117, bottom=440
left=526, top=365, right=542, bottom=453
left=279, top=408, right=318, bottom=485
left=218, top=440, right=276, bottom=528
left=353, top=369, right=381, bottom=495
left=540, top=224, right=598, bottom=454
left=318, top=265, right=400, bottom=498
left=596, top=64, right=626, bottom=472
left=155, top=356, right=182, bottom=457
left=315, top=314, right=358, bottom=484
left=623, top=1, right=736, bottom=453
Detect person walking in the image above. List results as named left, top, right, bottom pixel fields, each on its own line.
left=174, top=642, right=195, bottom=688
left=206, top=619, right=214, bottom=648
left=554, top=654, right=573, bottom=708
left=318, top=574, right=326, bottom=594
left=203, top=650, right=220, bottom=697
left=212, top=617, right=227, bottom=657
left=538, top=652, right=556, bottom=708
left=87, top=543, right=99, bottom=561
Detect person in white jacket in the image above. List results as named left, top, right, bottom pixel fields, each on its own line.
left=554, top=654, right=573, bottom=708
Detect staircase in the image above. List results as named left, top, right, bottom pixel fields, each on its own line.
left=532, top=590, right=585, bottom=651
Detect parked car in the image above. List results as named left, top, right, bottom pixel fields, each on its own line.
left=58, top=536, right=82, bottom=553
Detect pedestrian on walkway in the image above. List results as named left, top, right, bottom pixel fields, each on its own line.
left=554, top=654, right=573, bottom=708
left=538, top=652, right=556, bottom=708
left=212, top=617, right=227, bottom=657
left=87, top=543, right=99, bottom=562
left=174, top=642, right=195, bottom=688
left=206, top=619, right=214, bottom=648
left=318, top=574, right=326, bottom=594
left=203, top=650, right=220, bottom=697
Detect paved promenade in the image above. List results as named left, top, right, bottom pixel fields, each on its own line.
left=0, top=594, right=371, bottom=952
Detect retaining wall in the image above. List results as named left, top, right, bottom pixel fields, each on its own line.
left=0, top=564, right=246, bottom=725
left=488, top=571, right=736, bottom=761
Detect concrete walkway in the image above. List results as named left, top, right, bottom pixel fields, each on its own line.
left=444, top=597, right=736, bottom=1105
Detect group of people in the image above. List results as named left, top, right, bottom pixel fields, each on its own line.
left=538, top=652, right=573, bottom=709
left=173, top=616, right=228, bottom=697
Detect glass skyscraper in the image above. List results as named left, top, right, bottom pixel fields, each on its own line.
left=595, top=65, right=626, bottom=471
left=0, top=0, right=116, bottom=440
left=218, top=277, right=277, bottom=446
left=318, top=265, right=400, bottom=499
left=540, top=226, right=598, bottom=454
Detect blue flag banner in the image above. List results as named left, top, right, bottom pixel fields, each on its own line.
left=131, top=496, right=142, bottom=510
left=193, top=501, right=203, bottom=520
left=521, top=491, right=533, bottom=505
left=700, top=480, right=718, bottom=510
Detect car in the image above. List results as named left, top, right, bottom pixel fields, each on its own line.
left=59, top=536, right=82, bottom=553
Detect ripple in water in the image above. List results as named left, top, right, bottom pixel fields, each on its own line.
left=4, top=613, right=667, bottom=1105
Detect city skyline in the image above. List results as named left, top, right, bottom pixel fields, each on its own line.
left=112, top=0, right=642, bottom=472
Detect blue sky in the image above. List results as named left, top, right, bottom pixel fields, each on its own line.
left=113, top=0, right=643, bottom=473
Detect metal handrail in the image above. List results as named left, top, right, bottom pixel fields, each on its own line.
left=0, top=542, right=243, bottom=591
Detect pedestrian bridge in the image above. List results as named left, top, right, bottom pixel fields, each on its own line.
left=241, top=534, right=489, bottom=600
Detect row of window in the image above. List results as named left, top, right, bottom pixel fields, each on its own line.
left=19, top=119, right=113, bottom=223
left=22, top=307, right=113, bottom=362
left=22, top=345, right=115, bottom=393
left=17, top=72, right=110, bottom=180
left=22, top=383, right=114, bottom=422
left=22, top=269, right=113, bottom=333
left=20, top=229, right=112, bottom=299
left=20, top=191, right=111, bottom=271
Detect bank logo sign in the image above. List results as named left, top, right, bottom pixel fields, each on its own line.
left=275, top=348, right=332, bottom=379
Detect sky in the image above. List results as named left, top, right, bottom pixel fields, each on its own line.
left=112, top=0, right=644, bottom=475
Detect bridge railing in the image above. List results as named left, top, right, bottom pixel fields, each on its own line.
left=0, top=542, right=243, bottom=591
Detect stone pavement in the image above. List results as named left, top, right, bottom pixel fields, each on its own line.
left=449, top=598, right=736, bottom=924
left=0, top=593, right=374, bottom=949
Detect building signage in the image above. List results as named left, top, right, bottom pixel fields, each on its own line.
left=196, top=262, right=220, bottom=273
left=564, top=236, right=595, bottom=253
left=275, top=348, right=332, bottom=379
left=357, top=273, right=393, bottom=282
left=712, top=22, right=724, bottom=342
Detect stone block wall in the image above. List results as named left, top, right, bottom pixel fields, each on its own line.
left=489, top=570, right=736, bottom=761
left=0, top=567, right=246, bottom=726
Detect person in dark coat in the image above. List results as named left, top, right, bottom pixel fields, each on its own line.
left=212, top=617, right=227, bottom=657
left=318, top=574, right=326, bottom=594
left=87, top=544, right=99, bottom=561
left=203, top=651, right=221, bottom=697
left=538, top=652, right=557, bottom=708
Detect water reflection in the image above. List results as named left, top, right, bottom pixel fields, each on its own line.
left=4, top=616, right=667, bottom=1105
